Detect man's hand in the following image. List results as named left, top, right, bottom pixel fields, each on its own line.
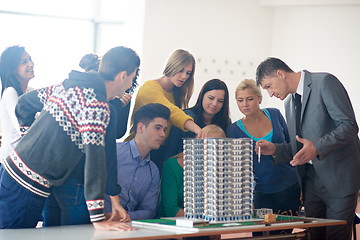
left=108, top=195, right=131, bottom=222
left=290, top=136, right=318, bottom=166
left=255, top=140, right=276, bottom=156
left=108, top=211, right=131, bottom=223
left=93, top=220, right=135, bottom=231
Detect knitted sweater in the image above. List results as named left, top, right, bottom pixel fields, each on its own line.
left=126, top=80, right=193, bottom=141
left=3, top=70, right=110, bottom=222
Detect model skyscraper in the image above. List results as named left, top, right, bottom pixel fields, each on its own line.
left=183, top=138, right=253, bottom=222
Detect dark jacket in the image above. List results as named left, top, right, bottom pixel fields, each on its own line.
left=109, top=97, right=131, bottom=139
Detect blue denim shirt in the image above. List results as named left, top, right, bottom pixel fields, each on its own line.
left=105, top=139, right=160, bottom=220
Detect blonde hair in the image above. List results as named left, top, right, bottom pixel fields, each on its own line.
left=202, top=124, right=226, bottom=138
left=163, top=49, right=195, bottom=109
left=235, top=79, right=262, bottom=98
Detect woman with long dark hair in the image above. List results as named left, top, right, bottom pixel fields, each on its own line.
left=165, top=78, right=231, bottom=158
left=0, top=45, right=34, bottom=164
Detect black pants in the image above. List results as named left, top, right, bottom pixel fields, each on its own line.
left=303, top=164, right=357, bottom=240
left=253, top=183, right=301, bottom=236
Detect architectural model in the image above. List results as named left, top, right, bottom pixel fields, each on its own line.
left=183, top=138, right=253, bottom=223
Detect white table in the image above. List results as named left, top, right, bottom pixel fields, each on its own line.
left=0, top=217, right=346, bottom=240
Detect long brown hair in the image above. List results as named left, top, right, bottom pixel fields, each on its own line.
left=163, top=49, right=195, bottom=109
left=189, top=79, right=230, bottom=132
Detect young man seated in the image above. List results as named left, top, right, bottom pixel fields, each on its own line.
left=105, top=103, right=170, bottom=221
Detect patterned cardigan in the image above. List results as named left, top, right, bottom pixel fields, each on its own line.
left=3, top=70, right=110, bottom=222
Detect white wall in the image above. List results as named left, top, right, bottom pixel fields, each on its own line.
left=269, top=3, right=360, bottom=120
left=140, top=0, right=273, bottom=121
left=140, top=0, right=360, bottom=128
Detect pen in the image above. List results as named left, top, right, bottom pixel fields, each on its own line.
left=258, top=146, right=261, bottom=163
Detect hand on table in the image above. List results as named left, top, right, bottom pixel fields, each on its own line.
left=93, top=220, right=135, bottom=231
left=108, top=195, right=132, bottom=222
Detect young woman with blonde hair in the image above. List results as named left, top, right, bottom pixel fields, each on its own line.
left=227, top=79, right=300, bottom=236
left=126, top=49, right=203, bottom=170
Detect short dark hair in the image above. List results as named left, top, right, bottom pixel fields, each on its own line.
left=80, top=51, right=139, bottom=94
left=133, top=103, right=170, bottom=134
left=256, top=57, right=294, bottom=85
left=0, top=45, right=26, bottom=96
left=99, top=46, right=140, bottom=81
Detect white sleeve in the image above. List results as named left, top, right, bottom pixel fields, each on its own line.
left=2, top=87, right=21, bottom=137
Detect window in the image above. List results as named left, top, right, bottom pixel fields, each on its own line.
left=0, top=0, right=144, bottom=89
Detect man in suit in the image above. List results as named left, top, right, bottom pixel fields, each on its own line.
left=255, top=57, right=360, bottom=240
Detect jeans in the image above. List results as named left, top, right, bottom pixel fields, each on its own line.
left=0, top=168, right=46, bottom=228
left=42, top=177, right=90, bottom=226
left=0, top=164, right=3, bottom=181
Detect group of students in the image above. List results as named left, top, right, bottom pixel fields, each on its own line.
left=0, top=45, right=359, bottom=240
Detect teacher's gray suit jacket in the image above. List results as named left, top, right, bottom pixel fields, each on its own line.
left=274, top=70, right=360, bottom=197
